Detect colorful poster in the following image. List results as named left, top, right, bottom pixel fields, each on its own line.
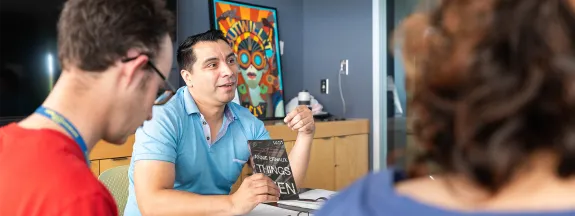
left=209, top=0, right=285, bottom=119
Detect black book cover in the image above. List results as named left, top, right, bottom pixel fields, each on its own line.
left=248, top=139, right=299, bottom=200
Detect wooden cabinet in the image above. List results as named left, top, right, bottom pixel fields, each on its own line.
left=335, top=134, right=369, bottom=190
left=300, top=137, right=336, bottom=190
left=90, top=160, right=100, bottom=177
left=89, top=119, right=370, bottom=192
left=90, top=157, right=132, bottom=177
left=100, top=157, right=131, bottom=173
left=89, top=136, right=135, bottom=177
left=288, top=134, right=368, bottom=191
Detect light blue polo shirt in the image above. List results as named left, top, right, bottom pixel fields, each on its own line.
left=123, top=86, right=271, bottom=216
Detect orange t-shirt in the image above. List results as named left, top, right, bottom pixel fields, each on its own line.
left=0, top=123, right=117, bottom=216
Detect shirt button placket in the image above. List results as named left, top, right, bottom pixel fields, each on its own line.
left=201, top=118, right=211, bottom=150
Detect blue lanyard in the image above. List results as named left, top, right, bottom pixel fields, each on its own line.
left=34, top=106, right=90, bottom=166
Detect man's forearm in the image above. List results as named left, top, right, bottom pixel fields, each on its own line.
left=287, top=133, right=314, bottom=187
left=139, top=189, right=233, bottom=216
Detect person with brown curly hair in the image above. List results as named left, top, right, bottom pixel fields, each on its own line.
left=316, top=0, right=575, bottom=215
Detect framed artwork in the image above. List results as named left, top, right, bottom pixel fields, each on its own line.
left=209, top=0, right=285, bottom=120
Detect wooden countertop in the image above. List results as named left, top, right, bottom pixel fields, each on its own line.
left=89, top=118, right=370, bottom=160
left=265, top=118, right=369, bottom=141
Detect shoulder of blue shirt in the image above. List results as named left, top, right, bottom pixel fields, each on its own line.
left=313, top=168, right=408, bottom=216
left=316, top=169, right=575, bottom=216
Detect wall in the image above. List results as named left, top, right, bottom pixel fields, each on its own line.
left=172, top=0, right=304, bottom=101
left=302, top=0, right=373, bottom=120
left=302, top=0, right=373, bottom=168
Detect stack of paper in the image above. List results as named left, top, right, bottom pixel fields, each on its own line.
left=278, top=200, right=322, bottom=210
left=243, top=204, right=300, bottom=216
left=299, top=189, right=337, bottom=200
left=277, top=189, right=338, bottom=211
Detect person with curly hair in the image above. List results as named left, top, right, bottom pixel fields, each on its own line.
left=315, top=0, right=575, bottom=215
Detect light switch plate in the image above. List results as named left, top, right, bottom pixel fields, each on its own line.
left=340, top=59, right=348, bottom=75
left=321, top=79, right=329, bottom=94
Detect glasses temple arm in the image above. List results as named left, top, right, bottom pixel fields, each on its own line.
left=147, top=62, right=177, bottom=92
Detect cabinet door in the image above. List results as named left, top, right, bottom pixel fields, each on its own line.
left=99, top=157, right=131, bottom=174
left=335, top=134, right=368, bottom=190
left=90, top=160, right=100, bottom=177
left=301, top=138, right=335, bottom=190
left=90, top=137, right=135, bottom=160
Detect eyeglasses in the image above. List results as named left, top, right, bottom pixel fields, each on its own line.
left=121, top=55, right=176, bottom=105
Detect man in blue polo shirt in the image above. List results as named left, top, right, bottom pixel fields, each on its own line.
left=123, top=29, right=316, bottom=216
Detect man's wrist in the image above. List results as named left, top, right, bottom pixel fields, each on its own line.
left=224, top=194, right=236, bottom=215
left=296, top=132, right=314, bottom=144
left=298, top=130, right=315, bottom=137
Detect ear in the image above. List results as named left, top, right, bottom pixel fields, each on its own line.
left=120, top=54, right=149, bottom=88
left=180, top=69, right=193, bottom=87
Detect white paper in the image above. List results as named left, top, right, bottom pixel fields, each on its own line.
left=277, top=189, right=337, bottom=211
left=243, top=204, right=300, bottom=216
left=299, top=189, right=337, bottom=200
left=277, top=200, right=323, bottom=210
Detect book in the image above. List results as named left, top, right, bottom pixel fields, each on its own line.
left=248, top=139, right=299, bottom=200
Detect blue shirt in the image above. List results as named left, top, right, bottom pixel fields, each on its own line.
left=315, top=169, right=575, bottom=216
left=123, top=86, right=271, bottom=216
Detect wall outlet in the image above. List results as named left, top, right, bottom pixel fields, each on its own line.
left=340, top=59, right=349, bottom=75
left=321, top=79, right=329, bottom=94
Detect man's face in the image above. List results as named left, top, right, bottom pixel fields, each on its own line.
left=105, top=34, right=173, bottom=144
left=187, top=40, right=239, bottom=105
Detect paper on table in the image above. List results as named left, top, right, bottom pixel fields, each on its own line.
left=243, top=204, right=300, bottom=216
left=277, top=200, right=322, bottom=210
left=277, top=189, right=338, bottom=211
left=299, top=189, right=337, bottom=200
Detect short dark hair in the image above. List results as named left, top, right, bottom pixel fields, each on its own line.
left=177, top=29, right=228, bottom=71
left=397, top=0, right=575, bottom=194
left=57, top=0, right=175, bottom=72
